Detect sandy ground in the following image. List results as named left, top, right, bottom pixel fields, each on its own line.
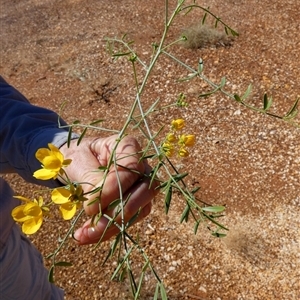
left=1, top=0, right=299, bottom=299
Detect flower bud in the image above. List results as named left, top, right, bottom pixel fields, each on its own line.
left=162, top=142, right=174, bottom=157
left=178, top=147, right=189, bottom=158
left=171, top=119, right=185, bottom=130
left=183, top=134, right=196, bottom=147
left=166, top=133, right=177, bottom=143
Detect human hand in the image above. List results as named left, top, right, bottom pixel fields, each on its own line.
left=59, top=135, right=158, bottom=245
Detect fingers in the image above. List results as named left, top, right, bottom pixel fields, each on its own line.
left=61, top=134, right=159, bottom=245
left=59, top=138, right=102, bottom=186
left=73, top=174, right=158, bottom=245
left=74, top=203, right=152, bottom=244
left=83, top=136, right=146, bottom=215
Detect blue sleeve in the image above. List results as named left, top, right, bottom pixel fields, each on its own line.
left=0, top=76, right=78, bottom=187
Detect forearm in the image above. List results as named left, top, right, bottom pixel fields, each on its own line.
left=0, top=76, right=77, bottom=187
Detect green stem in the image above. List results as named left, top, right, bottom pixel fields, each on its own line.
left=49, top=208, right=85, bottom=264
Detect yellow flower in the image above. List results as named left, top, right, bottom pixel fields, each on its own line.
left=33, top=143, right=72, bottom=180
left=162, top=142, right=174, bottom=157
left=171, top=119, right=185, bottom=130
left=51, top=185, right=84, bottom=220
left=166, top=133, right=177, bottom=143
left=178, top=147, right=189, bottom=158
left=178, top=134, right=196, bottom=147
left=12, top=196, right=48, bottom=234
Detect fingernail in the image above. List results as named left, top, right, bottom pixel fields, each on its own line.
left=73, top=229, right=82, bottom=243
left=87, top=226, right=97, bottom=238
left=73, top=227, right=95, bottom=244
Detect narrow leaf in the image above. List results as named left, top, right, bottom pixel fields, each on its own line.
left=111, top=246, right=134, bottom=280
left=202, top=12, right=207, bottom=25
left=67, top=126, right=73, bottom=147
left=90, top=119, right=104, bottom=125
left=191, top=186, right=201, bottom=194
left=98, top=166, right=108, bottom=171
left=164, top=187, right=172, bottom=214
left=135, top=271, right=145, bottom=300
left=285, top=109, right=298, bottom=120
left=284, top=98, right=299, bottom=119
left=48, top=266, right=55, bottom=283
left=263, top=94, right=272, bottom=111
left=173, top=172, right=188, bottom=181
left=203, top=212, right=229, bottom=230
left=107, top=198, right=121, bottom=210
left=126, top=208, right=141, bottom=228
left=178, top=72, right=197, bottom=82
left=45, top=252, right=54, bottom=259
left=160, top=283, right=168, bottom=300
left=180, top=204, right=190, bottom=223
left=159, top=180, right=170, bottom=190
left=153, top=283, right=160, bottom=300
left=197, top=58, right=204, bottom=74
left=194, top=220, right=200, bottom=234
left=234, top=94, right=242, bottom=102
left=214, top=18, right=220, bottom=28
left=102, top=233, right=121, bottom=266
left=112, top=51, right=132, bottom=57
left=142, top=260, right=150, bottom=272
left=230, top=28, right=239, bottom=37
left=150, top=162, right=164, bottom=189
left=212, top=232, right=227, bottom=238
left=55, top=261, right=73, bottom=267
left=241, top=84, right=252, bottom=101
left=220, top=76, right=226, bottom=87
left=118, top=266, right=127, bottom=282
left=77, top=127, right=87, bottom=146
left=202, top=205, right=225, bottom=213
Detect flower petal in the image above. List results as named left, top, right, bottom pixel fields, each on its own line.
left=12, top=205, right=31, bottom=222
left=42, top=156, right=62, bottom=170
left=48, top=143, right=61, bottom=154
left=184, top=134, right=196, bottom=147
left=171, top=119, right=185, bottom=130
left=37, top=196, right=44, bottom=207
left=33, top=168, right=58, bottom=180
left=178, top=147, right=189, bottom=157
left=59, top=202, right=76, bottom=220
left=13, top=196, right=32, bottom=202
left=166, top=133, right=177, bottom=143
left=22, top=217, right=43, bottom=234
left=62, top=159, right=72, bottom=166
left=48, top=144, right=64, bottom=163
left=23, top=202, right=42, bottom=218
left=35, top=148, right=51, bottom=164
left=51, top=188, right=72, bottom=204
